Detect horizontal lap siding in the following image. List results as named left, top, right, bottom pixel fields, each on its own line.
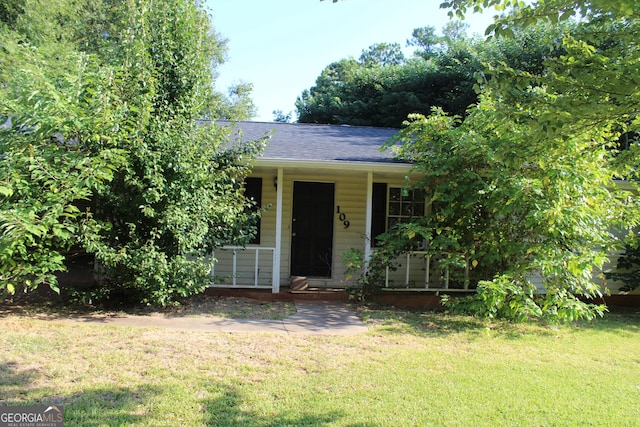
left=279, top=174, right=418, bottom=287
left=252, top=171, right=412, bottom=288
left=214, top=171, right=420, bottom=289
left=210, top=176, right=276, bottom=287
left=333, top=175, right=368, bottom=286
left=213, top=248, right=273, bottom=286
left=384, top=253, right=470, bottom=289
left=213, top=172, right=637, bottom=294
left=385, top=253, right=429, bottom=289
left=256, top=176, right=277, bottom=249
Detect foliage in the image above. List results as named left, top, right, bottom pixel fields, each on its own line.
left=442, top=0, right=638, bottom=37
left=607, top=242, right=640, bottom=292
left=296, top=20, right=566, bottom=128
left=215, top=82, right=257, bottom=120
left=295, top=28, right=481, bottom=127
left=373, top=0, right=640, bottom=322
left=319, top=0, right=640, bottom=321
left=296, top=56, right=478, bottom=128
left=0, top=0, right=264, bottom=305
left=82, top=0, right=265, bottom=305
left=341, top=230, right=435, bottom=302
left=358, top=42, right=406, bottom=66
left=388, top=97, right=624, bottom=322
left=443, top=276, right=541, bottom=322
left=407, top=26, right=443, bottom=60
left=0, top=0, right=25, bottom=29
left=341, top=248, right=365, bottom=301
left=341, top=248, right=385, bottom=302
left=272, top=109, right=293, bottom=123
left=443, top=276, right=607, bottom=323
left=0, top=10, right=126, bottom=296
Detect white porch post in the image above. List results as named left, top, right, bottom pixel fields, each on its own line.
left=272, top=167, right=284, bottom=293
left=364, top=171, right=373, bottom=273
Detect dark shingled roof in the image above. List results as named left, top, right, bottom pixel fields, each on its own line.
left=220, top=121, right=404, bottom=164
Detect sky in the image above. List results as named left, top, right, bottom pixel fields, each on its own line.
left=205, top=0, right=496, bottom=122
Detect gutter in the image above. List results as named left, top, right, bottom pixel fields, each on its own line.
left=255, top=158, right=413, bottom=174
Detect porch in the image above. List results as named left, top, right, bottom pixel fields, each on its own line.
left=211, top=121, right=479, bottom=295
left=207, top=244, right=477, bottom=294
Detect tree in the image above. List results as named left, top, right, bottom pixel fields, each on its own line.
left=388, top=101, right=619, bottom=322
left=296, top=58, right=360, bottom=125
left=441, top=20, right=469, bottom=42
left=85, top=0, right=266, bottom=305
left=272, top=110, right=293, bottom=123
left=407, top=26, right=441, bottom=60
left=296, top=21, right=560, bottom=128
left=359, top=42, right=406, bottom=66
left=296, top=31, right=467, bottom=127
left=442, top=1, right=640, bottom=153
left=1, top=0, right=127, bottom=295
left=295, top=36, right=481, bottom=127
left=215, top=82, right=257, bottom=120
left=381, top=0, right=640, bottom=321
left=1, top=0, right=265, bottom=305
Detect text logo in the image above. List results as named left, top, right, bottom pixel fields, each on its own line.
left=0, top=406, right=64, bottom=427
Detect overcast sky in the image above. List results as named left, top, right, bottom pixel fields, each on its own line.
left=205, top=0, right=495, bottom=122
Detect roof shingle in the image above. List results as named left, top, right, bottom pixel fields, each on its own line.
left=220, top=121, right=403, bottom=164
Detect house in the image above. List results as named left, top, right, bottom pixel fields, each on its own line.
left=210, top=121, right=455, bottom=293
left=47, top=119, right=635, bottom=302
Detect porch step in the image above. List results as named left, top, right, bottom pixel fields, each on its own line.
left=287, top=287, right=350, bottom=301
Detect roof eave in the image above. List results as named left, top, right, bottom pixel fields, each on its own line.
left=255, top=158, right=412, bottom=173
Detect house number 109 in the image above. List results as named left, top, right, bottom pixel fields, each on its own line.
left=336, top=206, right=350, bottom=229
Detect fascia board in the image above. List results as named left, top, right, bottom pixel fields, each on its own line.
left=255, top=158, right=413, bottom=174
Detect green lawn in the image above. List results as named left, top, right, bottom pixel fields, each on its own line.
left=1, top=304, right=639, bottom=426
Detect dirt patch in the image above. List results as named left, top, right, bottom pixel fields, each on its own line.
left=155, top=295, right=297, bottom=320
left=0, top=294, right=297, bottom=321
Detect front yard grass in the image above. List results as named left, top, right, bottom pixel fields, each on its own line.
left=1, top=302, right=639, bottom=426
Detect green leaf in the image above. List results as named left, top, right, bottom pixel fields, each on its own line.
left=0, top=185, right=13, bottom=197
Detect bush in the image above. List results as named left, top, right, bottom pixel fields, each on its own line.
left=442, top=275, right=607, bottom=323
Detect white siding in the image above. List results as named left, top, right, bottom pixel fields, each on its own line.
left=211, top=169, right=637, bottom=294
left=212, top=169, right=418, bottom=288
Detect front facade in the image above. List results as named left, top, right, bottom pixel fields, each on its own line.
left=210, top=121, right=443, bottom=292
left=208, top=121, right=639, bottom=296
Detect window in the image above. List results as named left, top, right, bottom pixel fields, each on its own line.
left=244, top=177, right=262, bottom=244
left=388, top=187, right=425, bottom=230
left=615, top=131, right=638, bottom=152
left=371, top=184, right=425, bottom=246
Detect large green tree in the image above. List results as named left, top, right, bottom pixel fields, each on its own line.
left=379, top=0, right=640, bottom=321
left=0, top=0, right=128, bottom=295
left=1, top=0, right=264, bottom=304
left=295, top=39, right=480, bottom=127
left=296, top=56, right=475, bottom=127
left=296, top=20, right=564, bottom=128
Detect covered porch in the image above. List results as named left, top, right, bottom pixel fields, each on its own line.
left=208, top=121, right=478, bottom=294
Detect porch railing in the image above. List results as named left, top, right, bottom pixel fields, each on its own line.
left=383, top=250, right=474, bottom=292
left=209, top=246, right=276, bottom=289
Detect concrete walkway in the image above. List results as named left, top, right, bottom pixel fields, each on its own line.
left=66, top=300, right=368, bottom=336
